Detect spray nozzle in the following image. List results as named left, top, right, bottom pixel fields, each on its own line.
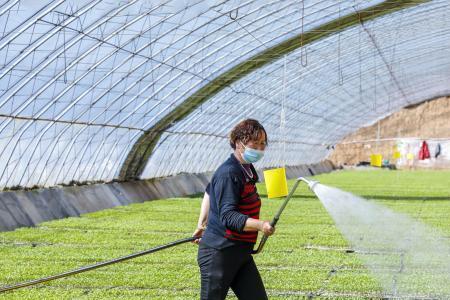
left=298, top=177, right=319, bottom=191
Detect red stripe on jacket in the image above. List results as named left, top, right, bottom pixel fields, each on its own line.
left=238, top=201, right=261, bottom=210
left=224, top=176, right=261, bottom=243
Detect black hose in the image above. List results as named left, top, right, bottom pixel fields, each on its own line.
left=0, top=236, right=196, bottom=293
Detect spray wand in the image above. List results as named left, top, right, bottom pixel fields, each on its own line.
left=252, top=177, right=318, bottom=254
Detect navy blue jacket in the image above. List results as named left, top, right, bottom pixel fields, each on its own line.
left=201, top=153, right=259, bottom=249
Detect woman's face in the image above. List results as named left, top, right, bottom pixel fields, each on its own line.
left=241, top=130, right=267, bottom=151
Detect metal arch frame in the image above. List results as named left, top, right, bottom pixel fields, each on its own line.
left=173, top=47, right=359, bottom=136
left=100, top=1, right=299, bottom=123
left=2, top=0, right=302, bottom=186
left=168, top=38, right=393, bottom=145
left=0, top=0, right=65, bottom=51
left=276, top=52, right=450, bottom=145
left=0, top=0, right=139, bottom=117
left=297, top=62, right=450, bottom=150
left=55, top=0, right=302, bottom=185
left=0, top=0, right=158, bottom=117
left=151, top=82, right=356, bottom=175
left=116, top=1, right=380, bottom=177
left=0, top=0, right=195, bottom=140
left=0, top=0, right=133, bottom=105
left=24, top=0, right=214, bottom=186
left=64, top=134, right=96, bottom=184
left=45, top=127, right=96, bottom=185
left=3, top=0, right=376, bottom=185
left=84, top=1, right=307, bottom=130
left=85, top=0, right=362, bottom=179
left=0, top=1, right=145, bottom=186
left=1, top=2, right=118, bottom=186
left=0, top=0, right=21, bottom=19
left=0, top=0, right=436, bottom=185
left=143, top=3, right=450, bottom=175
left=1, top=0, right=218, bottom=186
left=74, top=0, right=298, bottom=132
left=44, top=0, right=334, bottom=185
left=0, top=1, right=362, bottom=89
left=186, top=43, right=378, bottom=136
left=119, top=0, right=429, bottom=180
left=167, top=2, right=449, bottom=141
left=103, top=130, right=139, bottom=181
left=0, top=0, right=102, bottom=81
left=147, top=85, right=355, bottom=176
left=178, top=0, right=448, bottom=136
left=109, top=15, right=301, bottom=135
left=29, top=0, right=283, bottom=128
left=9, top=1, right=184, bottom=187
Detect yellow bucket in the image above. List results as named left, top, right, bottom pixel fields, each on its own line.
left=263, top=167, right=288, bottom=199
left=370, top=154, right=382, bottom=167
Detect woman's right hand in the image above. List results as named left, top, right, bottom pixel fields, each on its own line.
left=261, top=221, right=275, bottom=236
left=192, top=226, right=205, bottom=244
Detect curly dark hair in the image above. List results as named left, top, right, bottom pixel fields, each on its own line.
left=229, top=119, right=268, bottom=150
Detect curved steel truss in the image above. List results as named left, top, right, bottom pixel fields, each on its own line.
left=1, top=0, right=447, bottom=188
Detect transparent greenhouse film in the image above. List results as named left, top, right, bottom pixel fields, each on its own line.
left=142, top=1, right=450, bottom=179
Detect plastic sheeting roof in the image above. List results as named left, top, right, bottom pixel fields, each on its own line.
left=0, top=0, right=448, bottom=188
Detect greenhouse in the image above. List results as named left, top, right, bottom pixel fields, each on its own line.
left=1, top=0, right=450, bottom=299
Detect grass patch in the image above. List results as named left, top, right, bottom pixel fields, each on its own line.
left=0, top=169, right=449, bottom=299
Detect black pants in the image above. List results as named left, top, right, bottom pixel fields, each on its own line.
left=197, top=243, right=268, bottom=300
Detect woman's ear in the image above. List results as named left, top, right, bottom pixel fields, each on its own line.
left=235, top=140, right=244, bottom=151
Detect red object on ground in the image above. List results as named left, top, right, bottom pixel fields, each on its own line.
left=419, top=141, right=431, bottom=160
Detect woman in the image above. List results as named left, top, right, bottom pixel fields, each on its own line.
left=193, top=119, right=275, bottom=300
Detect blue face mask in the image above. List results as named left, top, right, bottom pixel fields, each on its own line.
left=241, top=142, right=264, bottom=163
